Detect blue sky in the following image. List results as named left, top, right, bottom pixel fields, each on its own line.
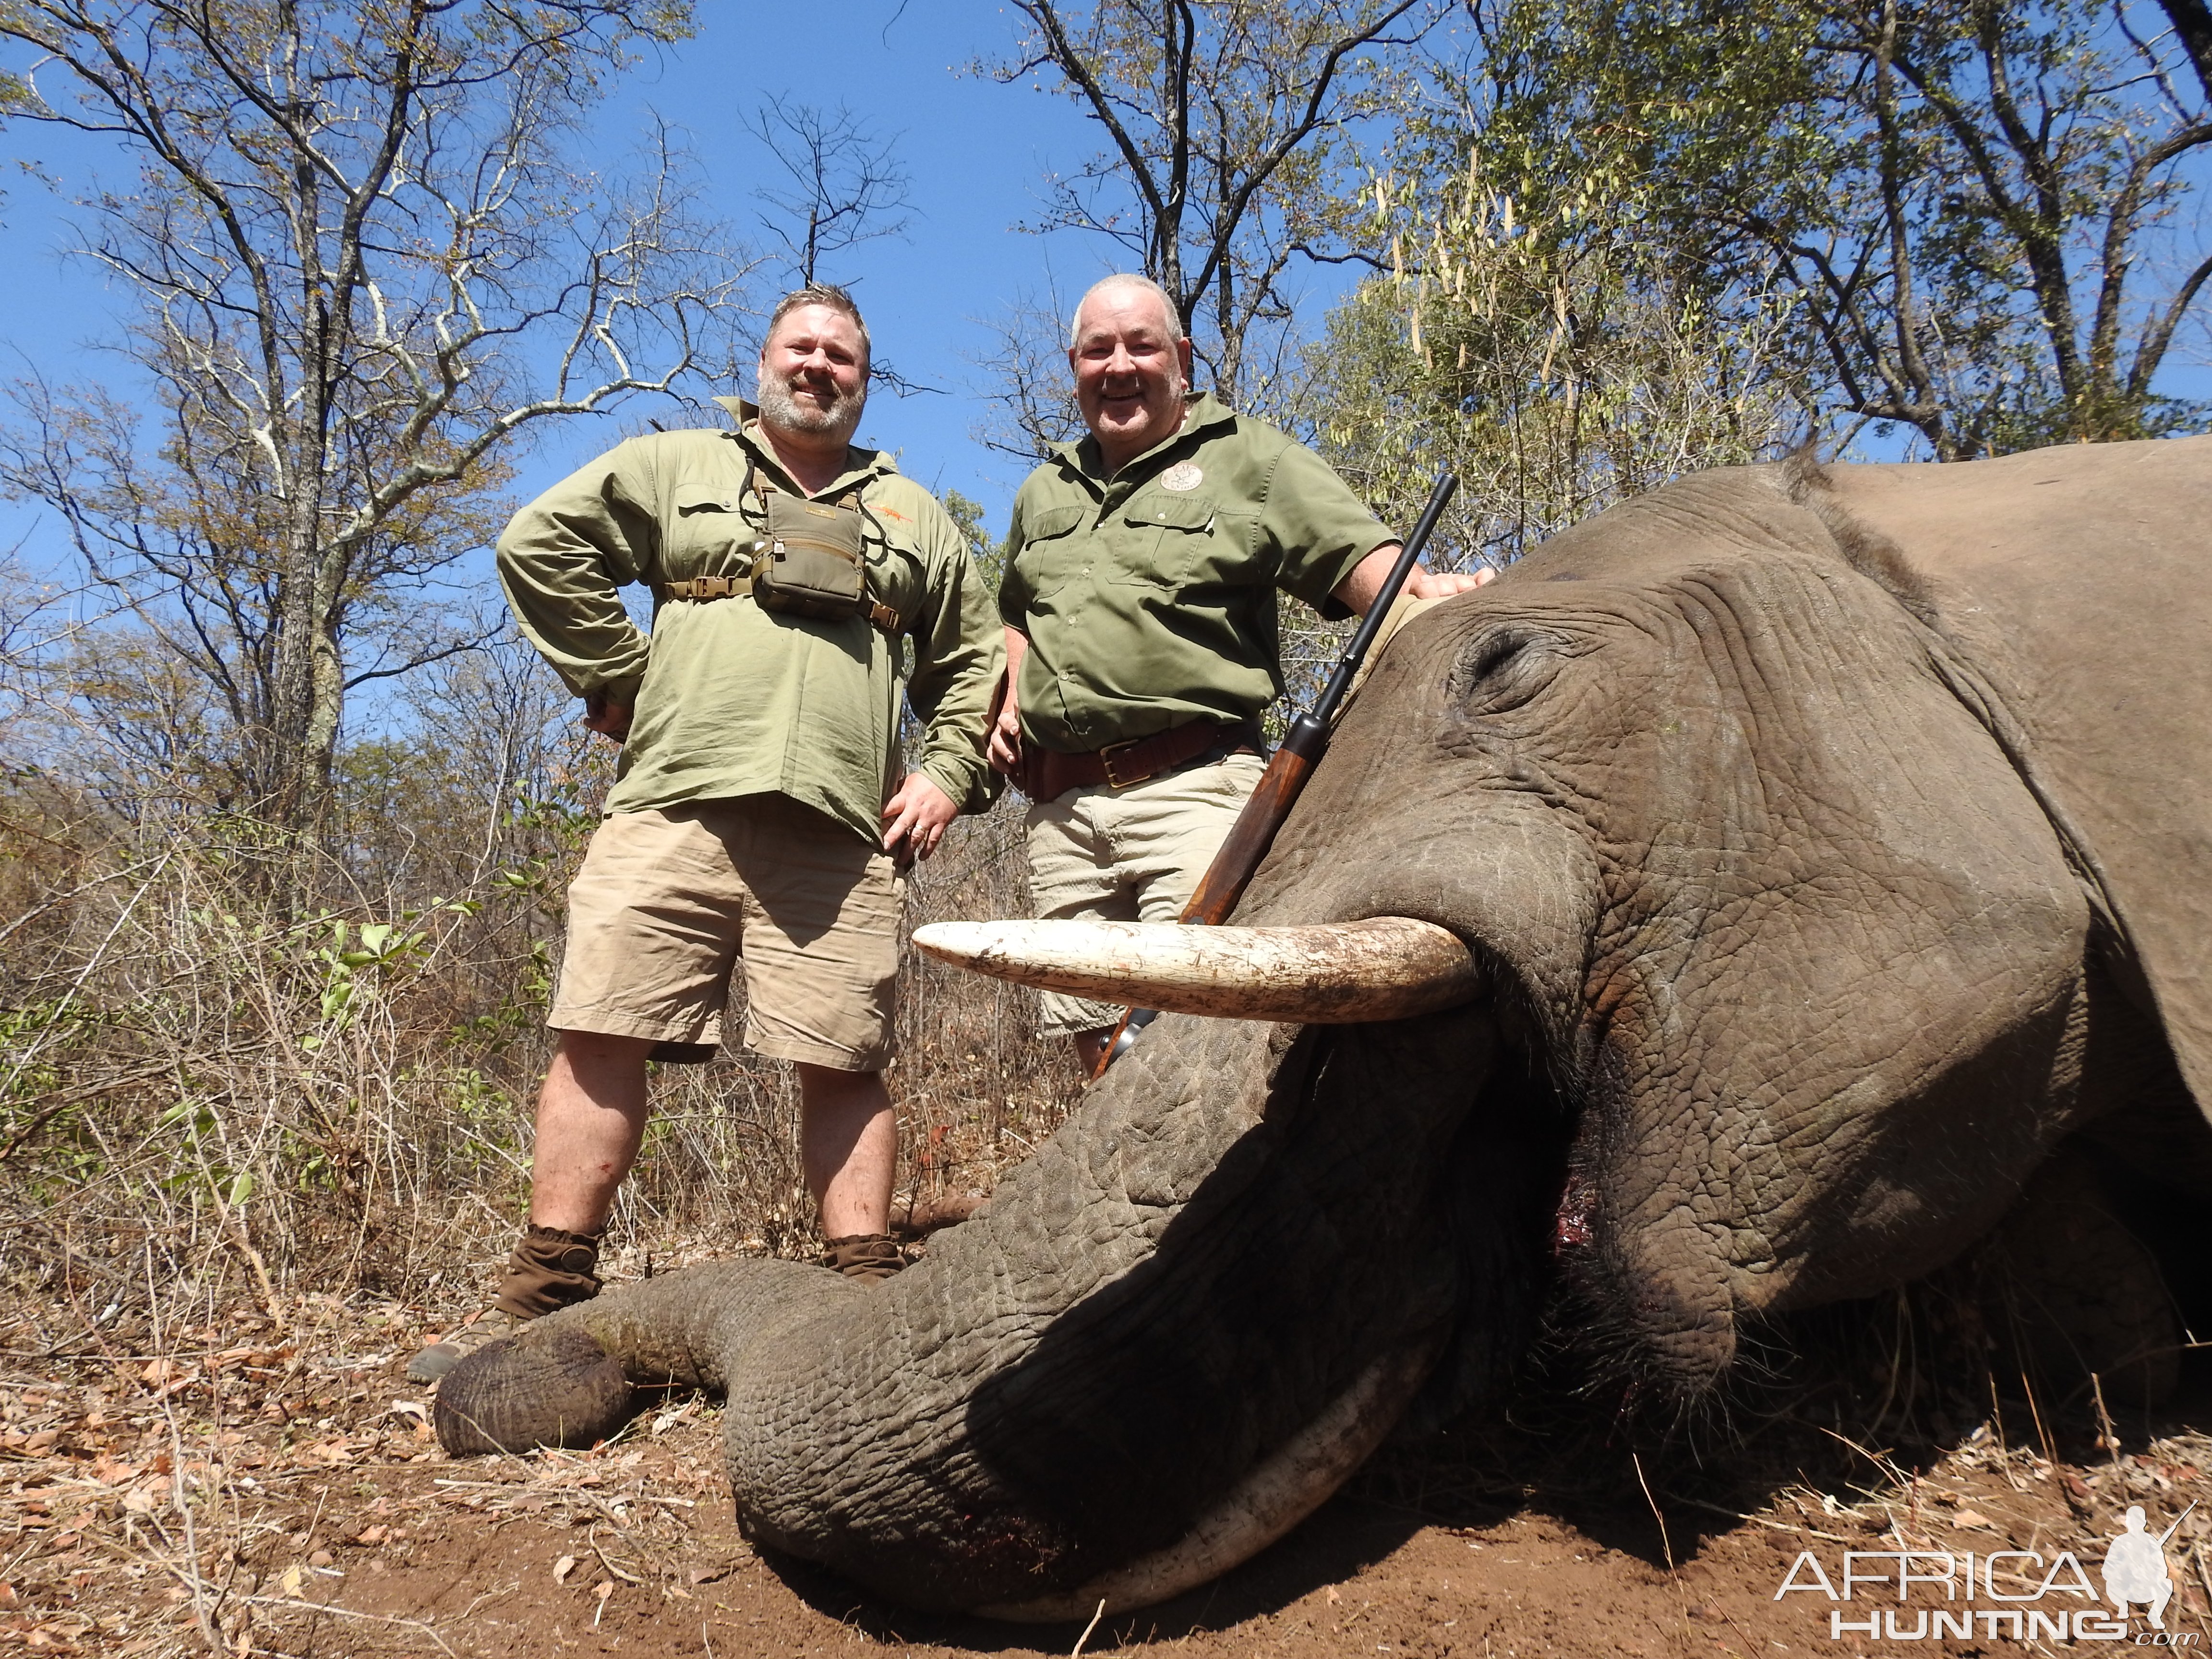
left=0, top=1, right=1399, bottom=742
left=0, top=2, right=1345, bottom=554
left=2, top=4, right=2205, bottom=641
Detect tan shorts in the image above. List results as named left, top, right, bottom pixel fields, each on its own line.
left=1024, top=751, right=1266, bottom=1037
left=550, top=795, right=902, bottom=1071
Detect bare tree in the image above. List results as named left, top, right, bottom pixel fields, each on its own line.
left=983, top=0, right=1441, bottom=417
left=745, top=94, right=912, bottom=287
left=0, top=1, right=748, bottom=833
left=969, top=280, right=1087, bottom=459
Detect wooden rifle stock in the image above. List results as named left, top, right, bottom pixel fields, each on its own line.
left=1092, top=472, right=1461, bottom=1078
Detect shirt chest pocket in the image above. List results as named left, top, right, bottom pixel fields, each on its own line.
left=664, top=483, right=757, bottom=579
left=1120, top=493, right=1230, bottom=590
left=1012, top=504, right=1091, bottom=600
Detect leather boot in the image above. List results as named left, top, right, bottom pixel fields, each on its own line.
left=820, top=1233, right=905, bottom=1284
left=406, top=1225, right=601, bottom=1382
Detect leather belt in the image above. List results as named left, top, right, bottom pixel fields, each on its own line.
left=1023, top=719, right=1260, bottom=801
left=664, top=575, right=900, bottom=634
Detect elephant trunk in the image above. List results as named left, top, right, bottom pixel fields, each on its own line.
left=434, top=1257, right=850, bottom=1455
left=436, top=1007, right=1517, bottom=1617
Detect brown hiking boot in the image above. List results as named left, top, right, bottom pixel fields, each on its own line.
left=406, top=1224, right=603, bottom=1382
left=406, top=1306, right=526, bottom=1382
left=821, top=1233, right=906, bottom=1284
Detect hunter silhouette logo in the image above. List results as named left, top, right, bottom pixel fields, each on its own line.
left=2104, top=1503, right=2193, bottom=1629
left=1773, top=1499, right=2201, bottom=1643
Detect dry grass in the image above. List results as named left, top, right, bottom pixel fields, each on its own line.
left=0, top=759, right=1075, bottom=1333
left=0, top=740, right=1085, bottom=1652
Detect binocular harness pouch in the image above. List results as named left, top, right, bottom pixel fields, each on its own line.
left=663, top=462, right=900, bottom=633
left=753, top=482, right=869, bottom=621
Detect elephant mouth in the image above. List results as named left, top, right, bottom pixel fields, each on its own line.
left=910, top=914, right=1486, bottom=1024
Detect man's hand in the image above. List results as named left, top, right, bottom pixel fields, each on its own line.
left=988, top=628, right=1028, bottom=777
left=988, top=699, right=1024, bottom=776
left=881, top=772, right=958, bottom=865
left=582, top=686, right=633, bottom=743
left=1407, top=565, right=1494, bottom=599
left=1333, top=543, right=1495, bottom=614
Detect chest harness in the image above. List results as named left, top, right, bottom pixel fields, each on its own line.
left=662, top=457, right=902, bottom=634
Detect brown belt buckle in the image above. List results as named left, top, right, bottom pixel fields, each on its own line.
left=1097, top=736, right=1148, bottom=789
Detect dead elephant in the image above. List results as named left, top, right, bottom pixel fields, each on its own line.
left=436, top=435, right=2212, bottom=1619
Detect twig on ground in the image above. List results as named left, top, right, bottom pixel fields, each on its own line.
left=240, top=1594, right=457, bottom=1655
left=1071, top=1596, right=1107, bottom=1658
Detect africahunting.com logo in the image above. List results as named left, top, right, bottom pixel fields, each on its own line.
left=1775, top=1503, right=2199, bottom=1644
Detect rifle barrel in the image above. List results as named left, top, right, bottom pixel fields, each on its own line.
left=1310, top=473, right=1461, bottom=728
left=2158, top=1500, right=2198, bottom=1546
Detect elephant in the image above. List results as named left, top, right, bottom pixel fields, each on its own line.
left=436, top=434, right=2212, bottom=1620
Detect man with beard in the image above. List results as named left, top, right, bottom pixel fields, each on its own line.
left=991, top=273, right=1486, bottom=1074
left=409, top=286, right=999, bottom=1381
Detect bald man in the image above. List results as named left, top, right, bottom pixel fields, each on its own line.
left=989, top=273, right=1485, bottom=1072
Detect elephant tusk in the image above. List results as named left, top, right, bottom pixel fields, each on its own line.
left=910, top=915, right=1483, bottom=1023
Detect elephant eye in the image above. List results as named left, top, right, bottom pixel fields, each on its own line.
left=1452, top=625, right=1559, bottom=712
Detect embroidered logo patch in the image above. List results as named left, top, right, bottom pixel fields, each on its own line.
left=1160, top=462, right=1204, bottom=492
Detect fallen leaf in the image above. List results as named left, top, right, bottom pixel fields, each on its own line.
left=553, top=1555, right=577, bottom=1584
left=279, top=1564, right=304, bottom=1600
left=354, top=1526, right=389, bottom=1547
left=1951, top=1509, right=1996, bottom=1530
left=1326, top=1587, right=1342, bottom=1605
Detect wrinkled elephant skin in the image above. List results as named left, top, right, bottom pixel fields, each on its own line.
left=439, top=437, right=2212, bottom=1617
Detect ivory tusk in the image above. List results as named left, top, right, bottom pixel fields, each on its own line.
left=910, top=916, right=1483, bottom=1023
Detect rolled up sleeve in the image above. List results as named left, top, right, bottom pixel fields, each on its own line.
left=1263, top=441, right=1398, bottom=612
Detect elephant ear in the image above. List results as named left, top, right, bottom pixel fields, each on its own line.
left=1821, top=437, right=2212, bottom=1119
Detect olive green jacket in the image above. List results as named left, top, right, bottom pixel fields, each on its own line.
left=497, top=402, right=1000, bottom=844
left=998, top=394, right=1395, bottom=753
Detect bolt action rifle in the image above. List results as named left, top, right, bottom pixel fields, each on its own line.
left=1093, top=471, right=1462, bottom=1078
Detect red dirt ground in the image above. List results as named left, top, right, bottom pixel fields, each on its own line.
left=8, top=1293, right=2212, bottom=1657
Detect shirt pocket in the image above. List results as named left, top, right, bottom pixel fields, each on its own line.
left=1119, top=493, right=1224, bottom=590
left=664, top=483, right=756, bottom=579
left=1011, top=504, right=1091, bottom=600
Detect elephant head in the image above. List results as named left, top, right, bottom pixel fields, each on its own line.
left=438, top=436, right=2212, bottom=1618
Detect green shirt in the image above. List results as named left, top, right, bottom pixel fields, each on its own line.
left=998, top=393, right=1395, bottom=753
left=496, top=401, right=1001, bottom=844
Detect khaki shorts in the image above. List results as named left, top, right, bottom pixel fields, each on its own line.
left=550, top=795, right=902, bottom=1071
left=1024, top=751, right=1266, bottom=1037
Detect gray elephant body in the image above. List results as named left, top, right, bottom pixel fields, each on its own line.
left=439, top=436, right=2212, bottom=1616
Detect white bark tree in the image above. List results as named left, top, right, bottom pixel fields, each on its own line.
left=0, top=0, right=749, bottom=829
